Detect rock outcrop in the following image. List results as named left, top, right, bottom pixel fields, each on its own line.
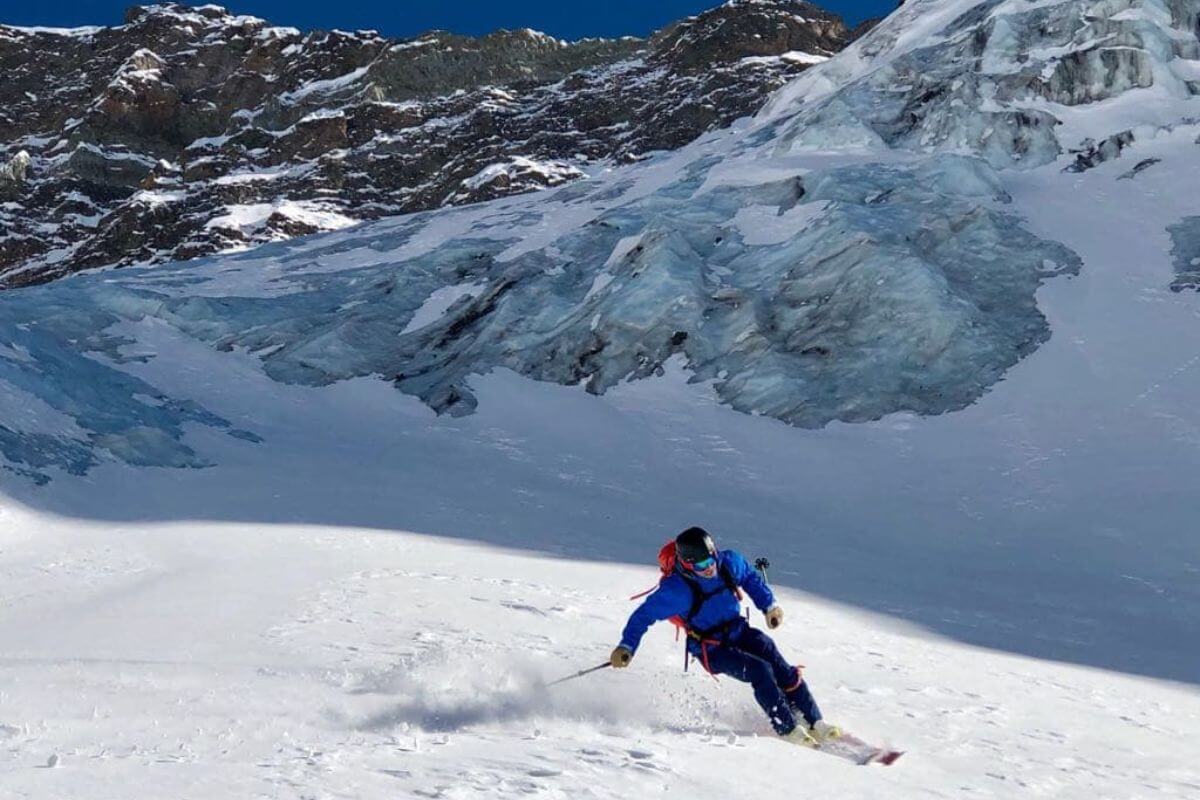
left=0, top=1, right=872, bottom=287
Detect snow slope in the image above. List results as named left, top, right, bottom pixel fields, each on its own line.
left=2, top=503, right=1198, bottom=799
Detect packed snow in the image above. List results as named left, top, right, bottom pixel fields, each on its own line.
left=280, top=66, right=372, bottom=105
left=451, top=157, right=590, bottom=202
left=401, top=281, right=490, bottom=335
left=1, top=500, right=1197, bottom=799
left=0, top=24, right=103, bottom=38
left=204, top=200, right=358, bottom=240
left=739, top=51, right=831, bottom=67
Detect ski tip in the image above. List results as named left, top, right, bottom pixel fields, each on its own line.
left=876, top=750, right=904, bottom=766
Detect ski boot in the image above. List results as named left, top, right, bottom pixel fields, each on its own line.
left=781, top=725, right=819, bottom=748
left=811, top=719, right=842, bottom=743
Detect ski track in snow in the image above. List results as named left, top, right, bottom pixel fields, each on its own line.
left=0, top=507, right=1197, bottom=799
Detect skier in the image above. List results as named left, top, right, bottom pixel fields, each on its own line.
left=610, top=526, right=839, bottom=747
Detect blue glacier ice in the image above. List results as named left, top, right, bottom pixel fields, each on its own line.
left=1168, top=216, right=1200, bottom=291
left=0, top=148, right=1080, bottom=479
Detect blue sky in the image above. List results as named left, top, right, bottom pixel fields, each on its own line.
left=0, top=1, right=894, bottom=38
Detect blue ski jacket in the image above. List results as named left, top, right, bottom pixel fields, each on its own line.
left=619, top=549, right=775, bottom=654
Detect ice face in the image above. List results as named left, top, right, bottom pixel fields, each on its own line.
left=769, top=0, right=1200, bottom=168
left=1168, top=216, right=1200, bottom=291
left=362, top=155, right=1075, bottom=427
left=1064, top=130, right=1137, bottom=173
left=0, top=149, right=1080, bottom=483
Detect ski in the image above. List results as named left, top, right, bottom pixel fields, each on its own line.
left=815, top=731, right=904, bottom=766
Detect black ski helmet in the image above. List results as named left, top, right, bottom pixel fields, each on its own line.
left=676, top=526, right=716, bottom=563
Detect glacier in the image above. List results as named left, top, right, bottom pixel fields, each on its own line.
left=5, top=0, right=1200, bottom=480
left=0, top=147, right=1082, bottom=478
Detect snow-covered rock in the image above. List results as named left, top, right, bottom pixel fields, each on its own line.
left=450, top=157, right=588, bottom=205
left=0, top=1, right=866, bottom=286
left=0, top=149, right=29, bottom=183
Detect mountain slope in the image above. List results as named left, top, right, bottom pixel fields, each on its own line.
left=0, top=1, right=866, bottom=287
left=1, top=503, right=1197, bottom=799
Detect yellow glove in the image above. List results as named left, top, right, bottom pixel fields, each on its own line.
left=610, top=646, right=633, bottom=668
left=765, top=605, right=784, bottom=629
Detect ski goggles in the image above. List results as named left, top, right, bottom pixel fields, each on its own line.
left=682, top=556, right=716, bottom=572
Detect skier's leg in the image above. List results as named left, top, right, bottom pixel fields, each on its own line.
left=785, top=680, right=823, bottom=728
left=731, top=628, right=823, bottom=726
left=702, top=643, right=798, bottom=735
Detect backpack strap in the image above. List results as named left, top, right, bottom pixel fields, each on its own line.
left=676, top=559, right=742, bottom=636
left=720, top=561, right=741, bottom=600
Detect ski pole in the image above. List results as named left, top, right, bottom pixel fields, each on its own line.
left=747, top=557, right=771, bottom=620
left=546, top=661, right=611, bottom=687
left=756, top=557, right=804, bottom=673
left=755, top=557, right=771, bottom=585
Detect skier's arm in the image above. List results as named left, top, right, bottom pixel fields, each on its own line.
left=728, top=550, right=775, bottom=612
left=618, top=580, right=689, bottom=654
